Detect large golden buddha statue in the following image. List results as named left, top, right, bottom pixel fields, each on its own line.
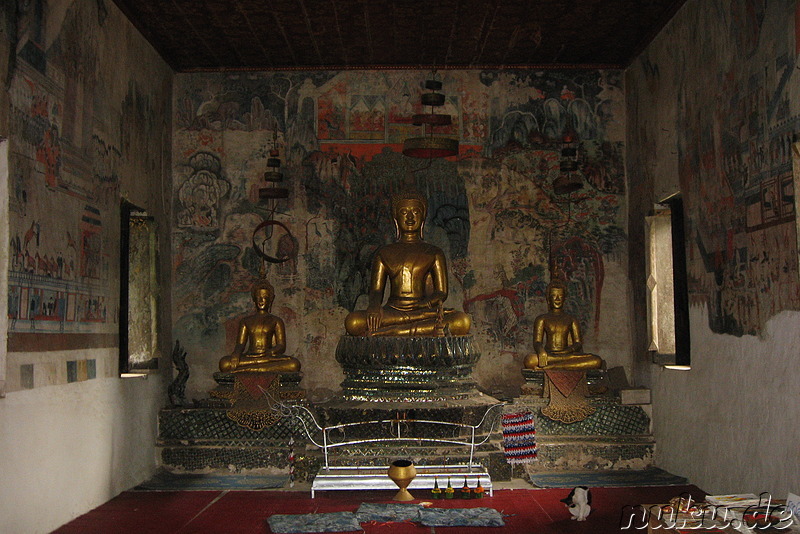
left=524, top=279, right=603, bottom=370
left=344, top=192, right=471, bottom=337
left=219, top=279, right=301, bottom=373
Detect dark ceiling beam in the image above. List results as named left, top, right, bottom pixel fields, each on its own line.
left=472, top=0, right=501, bottom=66
left=233, top=0, right=273, bottom=68
left=498, top=1, right=533, bottom=65
left=298, top=0, right=325, bottom=66
left=202, top=0, right=250, bottom=67
left=330, top=0, right=350, bottom=66
left=443, top=0, right=462, bottom=67
left=390, top=0, right=418, bottom=66
left=362, top=0, right=374, bottom=65
left=172, top=0, right=226, bottom=68
left=267, top=0, right=299, bottom=66
left=113, top=0, right=686, bottom=72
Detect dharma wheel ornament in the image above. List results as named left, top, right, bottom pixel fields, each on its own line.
left=402, top=73, right=459, bottom=158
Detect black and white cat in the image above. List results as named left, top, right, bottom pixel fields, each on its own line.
left=561, top=486, right=592, bottom=521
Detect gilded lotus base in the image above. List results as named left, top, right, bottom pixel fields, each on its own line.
left=335, top=335, right=480, bottom=402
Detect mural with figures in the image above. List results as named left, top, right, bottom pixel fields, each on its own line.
left=628, top=0, right=800, bottom=337
left=173, top=69, right=628, bottom=394
left=6, top=0, right=171, bottom=343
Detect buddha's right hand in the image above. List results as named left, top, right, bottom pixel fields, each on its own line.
left=366, top=307, right=383, bottom=334
left=538, top=350, right=548, bottom=367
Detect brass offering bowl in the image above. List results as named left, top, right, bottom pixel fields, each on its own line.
left=387, top=460, right=417, bottom=501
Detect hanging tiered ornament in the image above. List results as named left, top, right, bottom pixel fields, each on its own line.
left=259, top=129, right=289, bottom=201
left=253, top=127, right=295, bottom=266
left=402, top=74, right=459, bottom=158
left=552, top=128, right=583, bottom=195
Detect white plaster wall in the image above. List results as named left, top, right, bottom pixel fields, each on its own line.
left=650, top=306, right=800, bottom=497
left=0, top=139, right=8, bottom=396
left=0, top=353, right=166, bottom=534
left=594, top=261, right=634, bottom=379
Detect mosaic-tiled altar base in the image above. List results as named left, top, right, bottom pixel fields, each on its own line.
left=157, top=405, right=321, bottom=482
left=509, top=394, right=655, bottom=479
left=157, top=394, right=510, bottom=483
left=314, top=394, right=503, bottom=432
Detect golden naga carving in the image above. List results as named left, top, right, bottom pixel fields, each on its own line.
left=219, top=279, right=301, bottom=373
left=523, top=279, right=604, bottom=370
left=344, top=192, right=471, bottom=337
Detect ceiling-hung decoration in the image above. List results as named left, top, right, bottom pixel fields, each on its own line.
left=402, top=73, right=458, bottom=159
left=254, top=128, right=294, bottom=266
left=259, top=129, right=288, bottom=202
left=552, top=128, right=583, bottom=196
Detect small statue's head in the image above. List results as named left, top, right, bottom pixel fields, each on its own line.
left=391, top=191, right=427, bottom=237
left=546, top=279, right=567, bottom=310
left=251, top=279, right=275, bottom=311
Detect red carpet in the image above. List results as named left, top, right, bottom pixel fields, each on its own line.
left=53, top=485, right=706, bottom=533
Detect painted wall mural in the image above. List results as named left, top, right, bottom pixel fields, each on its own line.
left=6, top=0, right=171, bottom=345
left=628, top=0, right=800, bottom=337
left=173, top=69, right=628, bottom=395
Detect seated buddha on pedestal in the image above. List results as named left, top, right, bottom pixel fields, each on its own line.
left=344, top=191, right=471, bottom=337
left=338, top=191, right=478, bottom=401
left=219, top=278, right=301, bottom=374
left=524, top=279, right=603, bottom=371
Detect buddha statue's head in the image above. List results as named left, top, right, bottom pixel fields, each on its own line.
left=546, top=279, right=567, bottom=311
left=391, top=191, right=427, bottom=239
left=251, top=279, right=275, bottom=311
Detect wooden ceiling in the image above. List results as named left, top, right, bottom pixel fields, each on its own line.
left=112, top=0, right=687, bottom=72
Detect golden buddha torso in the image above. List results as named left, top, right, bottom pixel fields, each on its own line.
left=344, top=193, right=471, bottom=337
left=239, top=314, right=282, bottom=356
left=537, top=312, right=580, bottom=354
left=378, top=242, right=442, bottom=310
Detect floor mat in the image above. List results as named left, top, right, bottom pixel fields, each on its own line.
left=529, top=467, right=687, bottom=488
left=134, top=470, right=288, bottom=490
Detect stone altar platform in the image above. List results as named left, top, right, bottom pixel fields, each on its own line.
left=509, top=370, right=655, bottom=484
left=157, top=365, right=654, bottom=488
left=156, top=394, right=510, bottom=484
left=157, top=402, right=319, bottom=481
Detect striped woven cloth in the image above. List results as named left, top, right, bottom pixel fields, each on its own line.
left=501, top=411, right=537, bottom=463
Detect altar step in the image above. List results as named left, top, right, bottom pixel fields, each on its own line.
left=156, top=389, right=654, bottom=486
left=156, top=396, right=509, bottom=483
left=508, top=389, right=656, bottom=479
left=310, top=464, right=493, bottom=498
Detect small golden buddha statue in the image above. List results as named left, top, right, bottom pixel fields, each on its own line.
left=344, top=192, right=471, bottom=337
left=219, top=279, right=301, bottom=373
left=524, top=279, right=603, bottom=370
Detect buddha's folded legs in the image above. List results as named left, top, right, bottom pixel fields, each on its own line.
left=345, top=308, right=471, bottom=336
left=220, top=354, right=301, bottom=373
left=524, top=352, right=603, bottom=370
